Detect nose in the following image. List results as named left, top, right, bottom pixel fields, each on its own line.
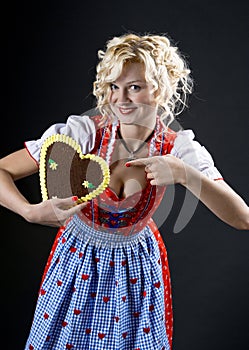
left=112, top=88, right=131, bottom=104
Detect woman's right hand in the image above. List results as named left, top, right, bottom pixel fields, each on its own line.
left=23, top=197, right=88, bottom=227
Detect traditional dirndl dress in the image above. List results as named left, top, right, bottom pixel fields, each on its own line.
left=24, top=116, right=177, bottom=350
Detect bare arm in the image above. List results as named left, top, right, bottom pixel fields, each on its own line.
left=0, top=149, right=86, bottom=226
left=179, top=160, right=249, bottom=230
left=0, top=149, right=38, bottom=216
left=127, top=155, right=249, bottom=230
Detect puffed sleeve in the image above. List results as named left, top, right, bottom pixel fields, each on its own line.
left=170, top=129, right=223, bottom=180
left=24, top=115, right=96, bottom=165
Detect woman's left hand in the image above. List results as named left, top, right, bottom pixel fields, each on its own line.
left=126, top=155, right=186, bottom=186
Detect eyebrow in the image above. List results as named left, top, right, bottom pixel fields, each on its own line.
left=113, top=80, right=145, bottom=84
left=127, top=80, right=144, bottom=84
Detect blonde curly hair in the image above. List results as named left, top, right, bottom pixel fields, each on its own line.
left=93, top=33, right=193, bottom=125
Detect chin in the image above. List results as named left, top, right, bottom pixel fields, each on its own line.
left=118, top=117, right=135, bottom=124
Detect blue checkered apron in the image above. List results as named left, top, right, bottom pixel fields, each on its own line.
left=25, top=214, right=170, bottom=350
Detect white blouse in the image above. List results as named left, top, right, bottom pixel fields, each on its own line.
left=170, top=129, right=223, bottom=180
left=25, top=115, right=96, bottom=162
left=25, top=114, right=223, bottom=180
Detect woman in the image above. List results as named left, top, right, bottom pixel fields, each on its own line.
left=0, top=33, right=248, bottom=350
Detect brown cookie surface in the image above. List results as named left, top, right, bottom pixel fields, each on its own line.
left=39, top=134, right=110, bottom=202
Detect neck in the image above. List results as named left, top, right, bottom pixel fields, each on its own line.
left=117, top=123, right=155, bottom=160
left=119, top=122, right=155, bottom=141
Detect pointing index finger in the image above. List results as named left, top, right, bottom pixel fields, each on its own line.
left=125, top=158, right=151, bottom=167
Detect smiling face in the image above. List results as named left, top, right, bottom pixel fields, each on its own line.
left=109, top=62, right=157, bottom=127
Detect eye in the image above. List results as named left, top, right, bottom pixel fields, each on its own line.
left=110, top=83, right=118, bottom=91
left=129, top=85, right=141, bottom=91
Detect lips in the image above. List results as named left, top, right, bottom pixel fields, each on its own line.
left=118, top=107, right=136, bottom=115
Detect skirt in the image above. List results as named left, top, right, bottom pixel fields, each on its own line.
left=25, top=215, right=172, bottom=350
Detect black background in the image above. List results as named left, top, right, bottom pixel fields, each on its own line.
left=2, top=0, right=249, bottom=349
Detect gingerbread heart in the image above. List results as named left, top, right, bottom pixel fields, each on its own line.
left=39, top=134, right=110, bottom=203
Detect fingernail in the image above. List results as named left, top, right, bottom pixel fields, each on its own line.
left=125, top=163, right=131, bottom=167
left=72, top=196, right=78, bottom=201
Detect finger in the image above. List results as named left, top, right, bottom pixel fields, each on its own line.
left=52, top=196, right=80, bottom=206
left=150, top=179, right=157, bottom=186
left=145, top=165, right=152, bottom=172
left=54, top=204, right=87, bottom=227
left=147, top=172, right=154, bottom=179
left=126, top=158, right=152, bottom=167
left=64, top=201, right=88, bottom=217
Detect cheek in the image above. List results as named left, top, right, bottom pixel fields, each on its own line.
left=134, top=92, right=149, bottom=104
left=143, top=94, right=156, bottom=107
left=141, top=88, right=157, bottom=106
